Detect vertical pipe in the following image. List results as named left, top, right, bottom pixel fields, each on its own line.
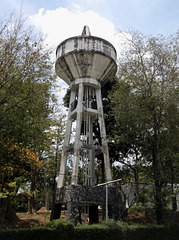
left=106, top=184, right=108, bottom=221
left=89, top=116, right=95, bottom=186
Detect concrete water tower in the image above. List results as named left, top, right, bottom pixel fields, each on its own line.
left=52, top=26, right=121, bottom=224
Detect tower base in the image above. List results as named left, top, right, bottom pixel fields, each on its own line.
left=51, top=185, right=121, bottom=225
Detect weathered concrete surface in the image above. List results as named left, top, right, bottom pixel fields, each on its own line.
left=55, top=29, right=117, bottom=86
left=55, top=185, right=121, bottom=225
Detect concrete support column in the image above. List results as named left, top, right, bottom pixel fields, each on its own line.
left=57, top=91, right=76, bottom=188
left=71, top=83, right=84, bottom=185
left=96, top=88, right=112, bottom=182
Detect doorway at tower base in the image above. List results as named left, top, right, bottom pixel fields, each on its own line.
left=51, top=185, right=121, bottom=225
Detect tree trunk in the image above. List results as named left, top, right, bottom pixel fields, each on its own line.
left=27, top=167, right=37, bottom=214
left=0, top=198, right=18, bottom=227
left=45, top=182, right=49, bottom=211
left=134, top=165, right=139, bottom=203
left=0, top=198, right=8, bottom=225
left=171, top=165, right=177, bottom=211
left=152, top=118, right=165, bottom=224
left=27, top=196, right=32, bottom=214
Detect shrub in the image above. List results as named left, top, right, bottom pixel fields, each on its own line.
left=125, top=224, right=179, bottom=240
left=75, top=220, right=125, bottom=240
left=0, top=220, right=179, bottom=240
left=44, top=219, right=75, bottom=240
left=0, top=228, right=57, bottom=240
left=100, top=219, right=119, bottom=229
left=44, top=218, right=74, bottom=231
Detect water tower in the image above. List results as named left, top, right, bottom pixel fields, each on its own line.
left=52, top=26, right=121, bottom=224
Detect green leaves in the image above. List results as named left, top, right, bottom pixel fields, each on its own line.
left=0, top=14, right=59, bottom=218
left=110, top=30, right=179, bottom=223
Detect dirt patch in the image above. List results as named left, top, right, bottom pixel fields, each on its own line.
left=123, top=211, right=156, bottom=225
left=1, top=208, right=51, bottom=228
left=16, top=211, right=51, bottom=228
left=123, top=211, right=179, bottom=225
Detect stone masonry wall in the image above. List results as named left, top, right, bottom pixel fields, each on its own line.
left=55, top=185, right=121, bottom=224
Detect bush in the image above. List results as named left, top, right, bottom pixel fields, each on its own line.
left=74, top=227, right=122, bottom=240
left=0, top=228, right=58, bottom=240
left=75, top=220, right=179, bottom=240
left=45, top=218, right=74, bottom=231
left=44, top=219, right=75, bottom=240
left=75, top=220, right=125, bottom=240
left=125, top=224, right=179, bottom=240
left=0, top=220, right=179, bottom=240
left=100, top=219, right=120, bottom=229
left=77, top=219, right=118, bottom=229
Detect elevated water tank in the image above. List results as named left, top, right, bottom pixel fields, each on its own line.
left=55, top=26, right=117, bottom=86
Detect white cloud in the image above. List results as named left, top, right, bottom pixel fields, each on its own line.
left=29, top=6, right=124, bottom=56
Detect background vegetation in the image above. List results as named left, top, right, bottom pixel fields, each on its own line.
left=108, top=30, right=179, bottom=223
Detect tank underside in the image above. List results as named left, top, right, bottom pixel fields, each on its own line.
left=55, top=51, right=117, bottom=86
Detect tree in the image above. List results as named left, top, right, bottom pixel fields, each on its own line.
left=110, top=31, right=179, bottom=223
left=161, top=103, right=179, bottom=210
left=0, top=14, right=57, bottom=224
left=0, top=140, right=41, bottom=223
left=35, top=110, right=66, bottom=210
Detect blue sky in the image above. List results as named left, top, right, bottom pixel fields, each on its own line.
left=0, top=0, right=178, bottom=102
left=1, top=0, right=178, bottom=35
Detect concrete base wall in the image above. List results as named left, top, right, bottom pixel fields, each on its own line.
left=52, top=185, right=121, bottom=225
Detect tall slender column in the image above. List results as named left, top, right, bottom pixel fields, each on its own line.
left=71, top=83, right=84, bottom=185
left=96, top=88, right=112, bottom=182
left=57, top=91, right=76, bottom=188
